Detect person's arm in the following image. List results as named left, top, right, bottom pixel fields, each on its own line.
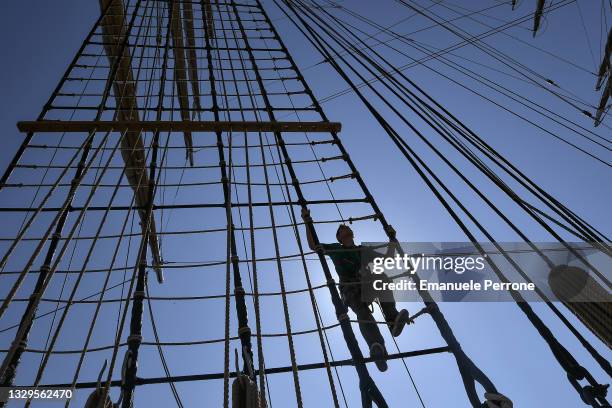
left=384, top=242, right=397, bottom=258
left=301, top=208, right=316, bottom=251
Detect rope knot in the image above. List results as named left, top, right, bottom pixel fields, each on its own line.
left=127, top=334, right=142, bottom=345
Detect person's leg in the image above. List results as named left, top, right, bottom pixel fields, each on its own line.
left=379, top=301, right=399, bottom=325
left=351, top=303, right=385, bottom=348
left=349, top=302, right=388, bottom=372
left=342, top=284, right=389, bottom=370
left=377, top=272, right=410, bottom=336
left=343, top=284, right=384, bottom=347
left=375, top=272, right=398, bottom=322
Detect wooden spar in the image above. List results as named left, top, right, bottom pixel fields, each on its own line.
left=533, top=0, right=545, bottom=37
left=549, top=265, right=612, bottom=348
left=595, top=28, right=612, bottom=91
left=204, top=0, right=215, bottom=39
left=98, top=0, right=164, bottom=283
left=595, top=74, right=611, bottom=126
left=181, top=1, right=203, bottom=112
left=17, top=120, right=343, bottom=133
left=169, top=1, right=195, bottom=166
left=594, top=28, right=612, bottom=126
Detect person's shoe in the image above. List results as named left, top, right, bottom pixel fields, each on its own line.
left=484, top=392, right=513, bottom=408
left=485, top=392, right=514, bottom=408
left=391, top=309, right=410, bottom=337
left=369, top=342, right=388, bottom=372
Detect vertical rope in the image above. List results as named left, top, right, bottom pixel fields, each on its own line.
left=216, top=3, right=271, bottom=404
left=214, top=3, right=256, bottom=381
left=120, top=0, right=177, bottom=405
left=232, top=2, right=387, bottom=407
left=200, top=2, right=234, bottom=404
left=27, top=1, right=162, bottom=399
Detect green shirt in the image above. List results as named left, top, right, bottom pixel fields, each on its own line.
left=321, top=243, right=378, bottom=283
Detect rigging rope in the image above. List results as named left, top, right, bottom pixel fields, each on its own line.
left=2, top=2, right=610, bottom=407
left=253, top=14, right=349, bottom=406
left=275, top=1, right=610, bottom=405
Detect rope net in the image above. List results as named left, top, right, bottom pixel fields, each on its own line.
left=0, top=1, right=456, bottom=407
left=0, top=1, right=609, bottom=407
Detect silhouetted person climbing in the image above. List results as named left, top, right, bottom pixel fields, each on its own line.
left=302, top=209, right=410, bottom=372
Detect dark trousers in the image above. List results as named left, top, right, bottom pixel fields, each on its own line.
left=341, top=284, right=399, bottom=348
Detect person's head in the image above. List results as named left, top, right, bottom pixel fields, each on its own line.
left=336, top=224, right=355, bottom=247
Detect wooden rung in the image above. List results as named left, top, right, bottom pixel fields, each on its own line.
left=16, top=120, right=342, bottom=134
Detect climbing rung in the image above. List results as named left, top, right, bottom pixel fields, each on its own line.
left=16, top=120, right=342, bottom=134
left=41, top=346, right=451, bottom=388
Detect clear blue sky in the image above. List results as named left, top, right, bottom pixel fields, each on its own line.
left=0, top=1, right=610, bottom=407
